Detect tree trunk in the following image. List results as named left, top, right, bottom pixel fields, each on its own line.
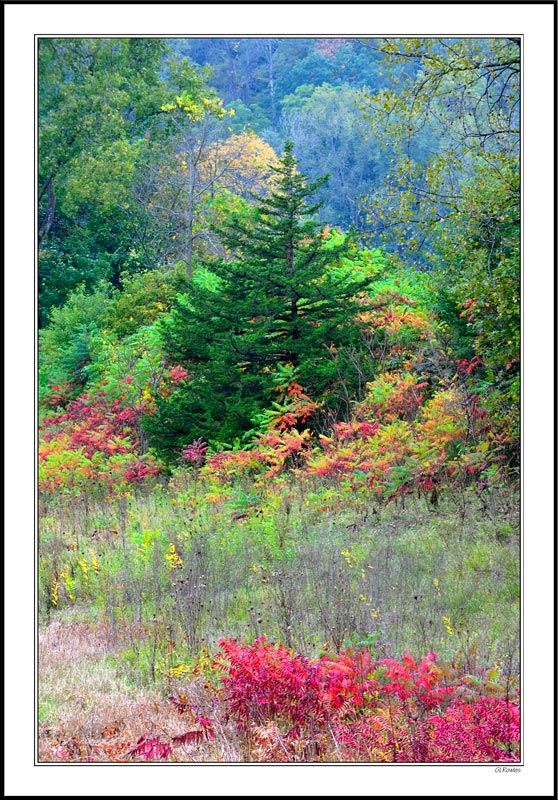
left=38, top=178, right=56, bottom=246
left=185, top=152, right=195, bottom=280
left=266, top=40, right=276, bottom=125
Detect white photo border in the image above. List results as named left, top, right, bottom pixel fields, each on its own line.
left=5, top=2, right=555, bottom=796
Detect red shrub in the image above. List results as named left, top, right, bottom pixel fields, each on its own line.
left=216, top=637, right=520, bottom=763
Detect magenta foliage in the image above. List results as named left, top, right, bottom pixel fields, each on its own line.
left=216, top=637, right=520, bottom=763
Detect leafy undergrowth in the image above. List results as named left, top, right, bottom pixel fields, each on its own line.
left=215, top=637, right=519, bottom=763
left=40, top=628, right=519, bottom=763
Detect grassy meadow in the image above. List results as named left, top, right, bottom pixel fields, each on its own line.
left=38, top=476, right=520, bottom=763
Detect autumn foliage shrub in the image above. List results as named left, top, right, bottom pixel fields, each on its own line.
left=45, top=636, right=519, bottom=763
left=37, top=269, right=502, bottom=509
left=39, top=391, right=160, bottom=494
left=215, top=637, right=520, bottom=763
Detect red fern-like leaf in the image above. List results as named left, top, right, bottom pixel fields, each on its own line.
left=127, top=735, right=173, bottom=760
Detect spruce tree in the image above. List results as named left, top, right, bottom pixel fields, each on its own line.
left=146, top=142, right=375, bottom=457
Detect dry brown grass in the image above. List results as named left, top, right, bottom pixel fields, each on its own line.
left=38, top=618, right=246, bottom=763
left=39, top=619, right=113, bottom=665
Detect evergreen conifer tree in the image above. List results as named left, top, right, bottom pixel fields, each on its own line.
left=146, top=142, right=375, bottom=457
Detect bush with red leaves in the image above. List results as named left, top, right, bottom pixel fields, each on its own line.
left=215, top=637, right=520, bottom=763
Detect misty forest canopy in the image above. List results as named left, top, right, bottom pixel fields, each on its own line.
left=38, top=36, right=520, bottom=491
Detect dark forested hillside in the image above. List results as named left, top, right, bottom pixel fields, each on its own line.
left=167, top=37, right=389, bottom=229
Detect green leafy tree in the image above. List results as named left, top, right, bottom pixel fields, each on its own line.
left=359, top=37, right=520, bottom=463
left=145, top=143, right=377, bottom=458
left=38, top=38, right=212, bottom=324
left=131, top=123, right=277, bottom=279
left=38, top=282, right=113, bottom=406
left=99, top=267, right=187, bottom=340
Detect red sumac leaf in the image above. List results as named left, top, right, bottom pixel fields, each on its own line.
left=127, top=735, right=173, bottom=760
left=172, top=730, right=205, bottom=745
